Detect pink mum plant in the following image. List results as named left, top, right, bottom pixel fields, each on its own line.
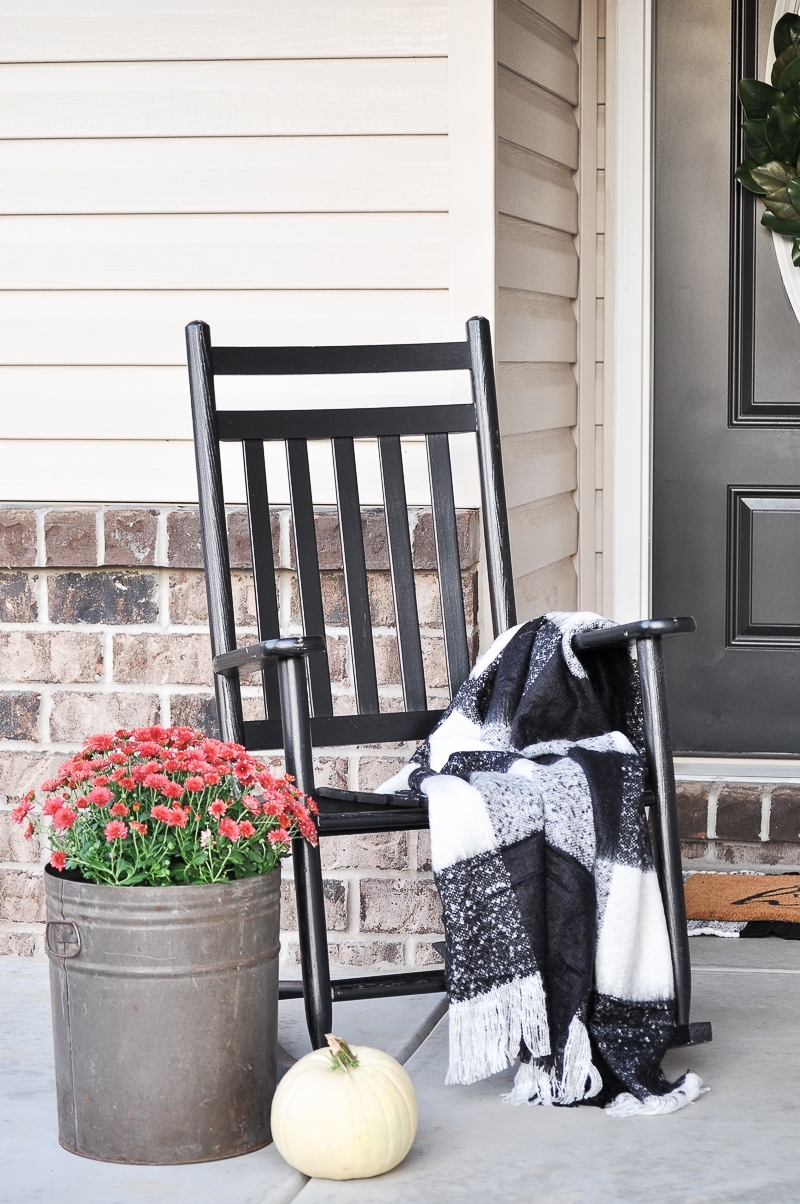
left=14, top=725, right=317, bottom=887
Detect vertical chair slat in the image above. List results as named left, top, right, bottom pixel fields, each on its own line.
left=466, top=316, right=516, bottom=637
left=378, top=435, right=426, bottom=711
left=286, top=439, right=334, bottom=717
left=426, top=433, right=470, bottom=694
left=242, top=440, right=281, bottom=720
left=186, top=320, right=245, bottom=745
left=332, top=437, right=380, bottom=714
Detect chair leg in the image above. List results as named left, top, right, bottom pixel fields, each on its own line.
left=277, top=656, right=333, bottom=1048
left=292, top=837, right=334, bottom=1048
left=636, top=637, right=691, bottom=1028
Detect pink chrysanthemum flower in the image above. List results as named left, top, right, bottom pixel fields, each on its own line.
left=218, top=817, right=241, bottom=842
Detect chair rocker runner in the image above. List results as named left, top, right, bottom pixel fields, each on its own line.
left=186, top=316, right=711, bottom=1053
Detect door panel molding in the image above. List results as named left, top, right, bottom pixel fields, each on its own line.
left=729, top=0, right=800, bottom=424
left=610, top=0, right=653, bottom=620
left=728, top=486, right=800, bottom=644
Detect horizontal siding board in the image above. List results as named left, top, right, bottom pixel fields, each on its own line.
left=497, top=289, right=577, bottom=363
left=0, top=437, right=480, bottom=508
left=0, top=290, right=449, bottom=365
left=497, top=66, right=577, bottom=169
left=516, top=0, right=580, bottom=41
left=0, top=366, right=454, bottom=440
left=496, top=0, right=578, bottom=104
left=497, top=213, right=577, bottom=297
left=0, top=59, right=447, bottom=138
left=497, top=140, right=577, bottom=233
left=0, top=214, right=448, bottom=289
left=0, top=439, right=223, bottom=504
left=514, top=556, right=577, bottom=619
left=0, top=136, right=448, bottom=215
left=597, top=103, right=605, bottom=170
left=507, top=492, right=578, bottom=576
left=497, top=362, right=577, bottom=435
left=0, top=1, right=447, bottom=62
left=501, top=428, right=577, bottom=510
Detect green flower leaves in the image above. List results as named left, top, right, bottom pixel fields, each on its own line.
left=749, top=161, right=800, bottom=231
left=774, top=12, right=800, bottom=57
left=743, top=117, right=773, bottom=163
left=737, top=14, right=800, bottom=255
left=767, top=104, right=800, bottom=162
left=772, top=15, right=800, bottom=87
left=735, top=160, right=766, bottom=194
left=739, top=79, right=783, bottom=119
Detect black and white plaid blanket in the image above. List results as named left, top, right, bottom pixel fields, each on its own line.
left=381, top=614, right=705, bottom=1116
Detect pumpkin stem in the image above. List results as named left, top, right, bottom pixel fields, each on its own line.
left=325, top=1033, right=360, bottom=1071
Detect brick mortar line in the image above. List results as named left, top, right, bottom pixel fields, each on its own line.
left=0, top=861, right=41, bottom=873
left=283, top=867, right=435, bottom=885
left=33, top=509, right=47, bottom=569
left=0, top=684, right=265, bottom=696
left=39, top=691, right=53, bottom=745
left=706, top=782, right=719, bottom=843
left=760, top=786, right=772, bottom=842
left=0, top=625, right=466, bottom=648
left=0, top=734, right=416, bottom=752
left=95, top=510, right=105, bottom=567
left=0, top=621, right=460, bottom=640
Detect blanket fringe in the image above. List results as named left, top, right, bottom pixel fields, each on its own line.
left=446, top=973, right=550, bottom=1085
left=503, top=1015, right=602, bottom=1107
left=604, top=1072, right=707, bottom=1117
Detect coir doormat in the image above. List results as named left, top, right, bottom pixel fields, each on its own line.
left=685, top=873, right=800, bottom=924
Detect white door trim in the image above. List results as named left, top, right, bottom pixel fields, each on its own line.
left=608, top=0, right=653, bottom=621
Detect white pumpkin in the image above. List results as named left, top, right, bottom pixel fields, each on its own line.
left=271, top=1034, right=418, bottom=1180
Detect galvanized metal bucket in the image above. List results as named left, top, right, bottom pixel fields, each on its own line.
left=44, top=865, right=280, bottom=1164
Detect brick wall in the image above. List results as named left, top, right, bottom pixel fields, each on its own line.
left=678, top=780, right=800, bottom=866
left=0, top=503, right=479, bottom=963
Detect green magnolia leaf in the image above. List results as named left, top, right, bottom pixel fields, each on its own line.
left=738, top=78, right=783, bottom=119
left=744, top=118, right=773, bottom=163
left=750, top=160, right=794, bottom=196
left=779, top=54, right=800, bottom=94
left=772, top=41, right=800, bottom=88
left=766, top=104, right=800, bottom=162
left=761, top=209, right=800, bottom=234
left=764, top=194, right=800, bottom=222
left=788, top=176, right=800, bottom=212
left=774, top=12, right=800, bottom=57
left=736, top=161, right=767, bottom=194
left=793, top=236, right=800, bottom=266
left=783, top=82, right=800, bottom=117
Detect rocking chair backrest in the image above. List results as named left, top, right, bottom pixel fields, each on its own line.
left=186, top=316, right=516, bottom=752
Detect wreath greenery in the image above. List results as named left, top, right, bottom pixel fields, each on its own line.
left=737, top=12, right=800, bottom=264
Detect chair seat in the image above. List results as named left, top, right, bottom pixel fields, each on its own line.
left=315, top=785, right=657, bottom=836
left=314, top=786, right=429, bottom=835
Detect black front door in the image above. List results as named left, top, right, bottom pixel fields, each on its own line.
left=654, top=0, right=800, bottom=754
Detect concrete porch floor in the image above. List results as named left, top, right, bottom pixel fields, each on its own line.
left=2, top=938, right=799, bottom=1204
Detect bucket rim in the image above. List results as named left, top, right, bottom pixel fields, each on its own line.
left=43, top=862, right=281, bottom=898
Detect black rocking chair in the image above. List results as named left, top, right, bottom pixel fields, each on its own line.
left=186, top=316, right=711, bottom=1052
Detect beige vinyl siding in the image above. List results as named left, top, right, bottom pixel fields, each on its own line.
left=0, top=60, right=447, bottom=138
left=0, top=137, right=447, bottom=214
left=0, top=1, right=447, bottom=61
left=0, top=0, right=449, bottom=504
left=495, top=0, right=581, bottom=616
left=596, top=0, right=608, bottom=611
left=0, top=215, right=449, bottom=290
left=575, top=0, right=606, bottom=610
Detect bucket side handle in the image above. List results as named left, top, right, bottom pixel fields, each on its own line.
left=46, top=921, right=81, bottom=959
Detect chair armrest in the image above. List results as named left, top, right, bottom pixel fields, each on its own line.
left=213, top=635, right=326, bottom=677
left=571, top=616, right=696, bottom=652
